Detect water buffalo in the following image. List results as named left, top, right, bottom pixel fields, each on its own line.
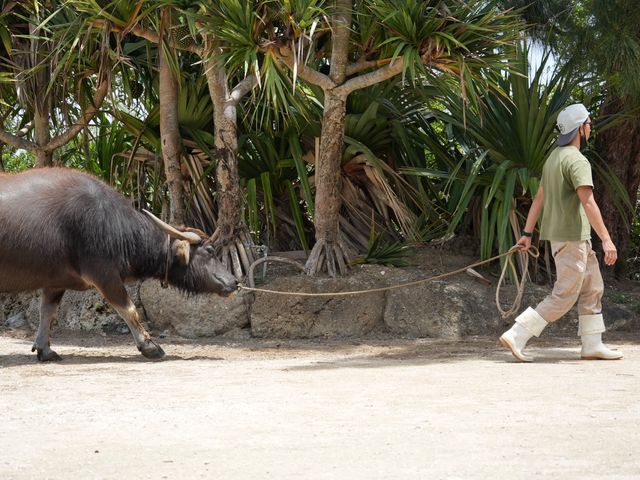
left=0, top=167, right=238, bottom=361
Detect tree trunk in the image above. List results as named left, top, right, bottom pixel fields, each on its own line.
left=204, top=56, right=255, bottom=279
left=594, top=94, right=640, bottom=278
left=28, top=18, right=52, bottom=168
left=206, top=62, right=242, bottom=235
left=304, top=92, right=353, bottom=276
left=314, top=94, right=346, bottom=243
left=159, top=8, right=186, bottom=224
left=34, top=102, right=52, bottom=167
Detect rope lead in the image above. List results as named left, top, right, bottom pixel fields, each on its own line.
left=239, top=246, right=540, bottom=320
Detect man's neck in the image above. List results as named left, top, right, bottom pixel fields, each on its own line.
left=567, top=135, right=582, bottom=149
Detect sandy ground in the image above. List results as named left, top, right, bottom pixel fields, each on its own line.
left=1, top=331, right=640, bottom=480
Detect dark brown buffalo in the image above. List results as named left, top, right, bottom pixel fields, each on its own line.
left=0, top=168, right=237, bottom=361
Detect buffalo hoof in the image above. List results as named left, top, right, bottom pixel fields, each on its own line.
left=138, top=340, right=165, bottom=360
left=35, top=348, right=62, bottom=362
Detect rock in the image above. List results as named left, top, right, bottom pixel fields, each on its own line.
left=385, top=279, right=487, bottom=338
left=25, top=286, right=142, bottom=333
left=5, top=311, right=28, bottom=329
left=0, top=292, right=33, bottom=327
left=219, top=327, right=252, bottom=340
left=99, top=314, right=131, bottom=335
left=251, top=266, right=386, bottom=338
left=7, top=282, right=250, bottom=339
left=140, top=280, right=251, bottom=338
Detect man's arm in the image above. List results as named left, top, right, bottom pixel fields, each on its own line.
left=517, top=185, right=544, bottom=250
left=576, top=185, right=617, bottom=265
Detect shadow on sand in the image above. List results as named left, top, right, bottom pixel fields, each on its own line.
left=1, top=331, right=637, bottom=369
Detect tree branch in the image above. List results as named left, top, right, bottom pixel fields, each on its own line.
left=130, top=25, right=202, bottom=55
left=0, top=128, right=38, bottom=153
left=229, top=74, right=258, bottom=106
left=90, top=19, right=202, bottom=54
left=335, top=57, right=405, bottom=96
left=45, top=77, right=110, bottom=152
left=329, top=0, right=352, bottom=85
left=345, top=58, right=391, bottom=77
left=274, top=47, right=335, bottom=91
left=0, top=119, right=33, bottom=145
left=16, top=121, right=34, bottom=138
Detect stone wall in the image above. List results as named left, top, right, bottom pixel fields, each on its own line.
left=3, top=249, right=640, bottom=339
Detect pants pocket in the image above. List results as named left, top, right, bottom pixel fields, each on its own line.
left=554, top=241, right=588, bottom=273
left=552, top=242, right=568, bottom=258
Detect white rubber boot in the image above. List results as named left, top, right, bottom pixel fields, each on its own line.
left=500, top=307, right=547, bottom=362
left=579, top=314, right=623, bottom=360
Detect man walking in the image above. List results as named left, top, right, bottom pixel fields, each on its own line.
left=499, top=103, right=623, bottom=362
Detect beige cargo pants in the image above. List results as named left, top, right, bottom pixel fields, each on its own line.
left=534, top=240, right=604, bottom=326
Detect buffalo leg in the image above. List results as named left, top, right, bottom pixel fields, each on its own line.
left=32, top=289, right=65, bottom=362
left=93, top=279, right=165, bottom=360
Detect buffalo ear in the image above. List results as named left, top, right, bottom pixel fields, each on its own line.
left=172, top=240, right=191, bottom=265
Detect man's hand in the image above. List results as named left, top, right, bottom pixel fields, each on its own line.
left=517, top=236, right=532, bottom=250
left=602, top=238, right=617, bottom=266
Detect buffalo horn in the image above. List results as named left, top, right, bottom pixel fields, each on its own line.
left=142, top=209, right=202, bottom=244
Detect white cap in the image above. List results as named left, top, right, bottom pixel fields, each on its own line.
left=557, top=103, right=589, bottom=146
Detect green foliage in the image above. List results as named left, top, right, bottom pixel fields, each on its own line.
left=237, top=123, right=315, bottom=252
left=11, top=0, right=616, bottom=271
left=355, top=223, right=410, bottom=267
left=1, top=148, right=35, bottom=172
left=547, top=0, right=640, bottom=105
left=406, top=44, right=579, bottom=259
left=340, top=85, right=446, bottom=244
left=200, top=0, right=259, bottom=69
left=192, top=0, right=318, bottom=129
left=367, top=0, right=522, bottom=96
left=68, top=113, right=136, bottom=179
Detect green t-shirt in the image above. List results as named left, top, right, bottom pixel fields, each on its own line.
left=539, top=146, right=593, bottom=241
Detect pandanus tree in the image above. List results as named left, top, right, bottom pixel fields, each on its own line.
left=211, top=0, right=522, bottom=275
left=41, top=0, right=523, bottom=279
left=67, top=0, right=263, bottom=277
left=195, top=2, right=260, bottom=277
left=141, top=0, right=312, bottom=277
left=0, top=1, right=110, bottom=167
left=71, top=1, right=193, bottom=225
left=158, top=6, right=187, bottom=224
left=194, top=0, right=319, bottom=275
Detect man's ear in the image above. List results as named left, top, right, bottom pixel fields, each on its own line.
left=172, top=240, right=191, bottom=265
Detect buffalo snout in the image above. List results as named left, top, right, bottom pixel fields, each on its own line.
left=213, top=266, right=239, bottom=297
left=196, top=247, right=239, bottom=296
left=219, top=278, right=240, bottom=297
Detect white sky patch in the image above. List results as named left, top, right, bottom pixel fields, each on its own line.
left=528, top=40, right=557, bottom=84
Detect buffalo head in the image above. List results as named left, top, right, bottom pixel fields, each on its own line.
left=144, top=210, right=238, bottom=296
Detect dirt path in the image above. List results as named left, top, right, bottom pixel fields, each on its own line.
left=1, top=331, right=639, bottom=479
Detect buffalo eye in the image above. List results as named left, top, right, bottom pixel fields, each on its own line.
left=204, top=244, right=215, bottom=255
